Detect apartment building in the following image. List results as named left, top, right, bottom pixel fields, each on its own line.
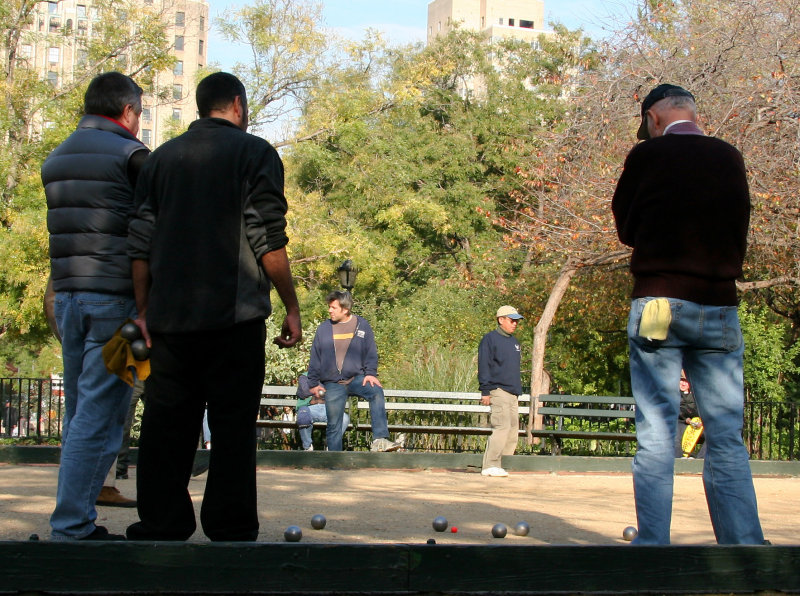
left=20, top=0, right=208, bottom=148
left=427, top=0, right=550, bottom=45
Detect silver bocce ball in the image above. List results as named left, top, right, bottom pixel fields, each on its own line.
left=514, top=521, right=530, bottom=536
left=284, top=525, right=303, bottom=542
left=130, top=338, right=150, bottom=361
left=311, top=514, right=327, bottom=530
left=622, top=526, right=638, bottom=541
left=432, top=516, right=448, bottom=532
left=120, top=322, right=141, bottom=341
left=491, top=523, right=507, bottom=538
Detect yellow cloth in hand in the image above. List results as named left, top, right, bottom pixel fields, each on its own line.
left=102, top=324, right=150, bottom=387
left=639, top=298, right=672, bottom=341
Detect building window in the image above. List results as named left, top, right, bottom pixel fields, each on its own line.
left=173, top=60, right=183, bottom=76
left=520, top=19, right=534, bottom=29
left=172, top=108, right=182, bottom=121
left=77, top=48, right=88, bottom=64
left=48, top=47, right=60, bottom=63
left=174, top=35, right=184, bottom=51
left=509, top=18, right=515, bottom=26
left=89, top=6, right=98, bottom=20
left=20, top=44, right=33, bottom=59
left=48, top=2, right=58, bottom=14
left=142, top=106, right=151, bottom=121
left=498, top=17, right=503, bottom=25
left=141, top=129, right=151, bottom=145
left=77, top=19, right=87, bottom=35
left=481, top=16, right=485, bottom=28
left=198, top=39, right=204, bottom=55
left=175, top=11, right=185, bottom=27
left=49, top=17, right=61, bottom=33
left=173, top=83, right=182, bottom=100
left=47, top=71, right=58, bottom=86
left=77, top=4, right=86, bottom=18
left=199, top=16, right=204, bottom=30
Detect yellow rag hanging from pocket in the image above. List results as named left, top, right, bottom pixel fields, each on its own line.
left=102, top=323, right=150, bottom=386
left=639, top=298, right=671, bottom=341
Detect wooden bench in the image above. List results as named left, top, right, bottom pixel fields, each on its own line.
left=534, top=394, right=637, bottom=455
left=256, top=386, right=637, bottom=454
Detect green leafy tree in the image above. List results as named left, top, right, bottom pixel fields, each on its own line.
left=214, top=0, right=328, bottom=140
left=739, top=302, right=800, bottom=402
left=1, top=0, right=174, bottom=374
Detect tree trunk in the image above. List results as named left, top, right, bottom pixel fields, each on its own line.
left=526, top=260, right=579, bottom=444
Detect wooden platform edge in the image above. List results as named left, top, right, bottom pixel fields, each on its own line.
left=1, top=542, right=798, bottom=595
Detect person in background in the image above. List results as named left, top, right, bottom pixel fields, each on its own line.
left=478, top=305, right=524, bottom=478
left=295, top=373, right=350, bottom=451
left=307, top=291, right=402, bottom=452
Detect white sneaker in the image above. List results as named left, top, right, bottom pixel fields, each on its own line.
left=394, top=433, right=407, bottom=448
left=481, top=467, right=509, bottom=477
left=371, top=438, right=401, bottom=452
left=304, top=445, right=314, bottom=451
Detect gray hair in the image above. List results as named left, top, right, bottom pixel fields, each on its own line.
left=657, top=94, right=696, bottom=115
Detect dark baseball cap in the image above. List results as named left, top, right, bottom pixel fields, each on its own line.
left=637, top=84, right=695, bottom=140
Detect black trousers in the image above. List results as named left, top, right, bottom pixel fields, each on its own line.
left=127, top=320, right=265, bottom=541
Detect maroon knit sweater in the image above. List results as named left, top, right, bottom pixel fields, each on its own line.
left=612, top=123, right=750, bottom=306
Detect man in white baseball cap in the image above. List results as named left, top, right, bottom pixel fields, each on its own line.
left=478, top=306, right=524, bottom=477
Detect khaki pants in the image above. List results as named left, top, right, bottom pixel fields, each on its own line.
left=482, top=388, right=519, bottom=470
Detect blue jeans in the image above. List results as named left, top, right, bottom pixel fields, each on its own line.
left=50, top=291, right=136, bottom=539
left=323, top=375, right=388, bottom=451
left=298, top=403, right=350, bottom=449
left=627, top=297, right=764, bottom=545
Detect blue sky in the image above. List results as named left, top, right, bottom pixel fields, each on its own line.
left=205, top=0, right=639, bottom=70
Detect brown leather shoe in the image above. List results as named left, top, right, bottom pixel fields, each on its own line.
left=96, top=486, right=137, bottom=508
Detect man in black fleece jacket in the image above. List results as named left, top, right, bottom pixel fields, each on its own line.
left=126, top=72, right=301, bottom=542
left=612, top=84, right=764, bottom=545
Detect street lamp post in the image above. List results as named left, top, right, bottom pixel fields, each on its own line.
left=337, top=259, right=358, bottom=291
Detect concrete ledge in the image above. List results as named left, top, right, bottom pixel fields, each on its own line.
left=2, top=541, right=798, bottom=594
left=2, top=445, right=799, bottom=476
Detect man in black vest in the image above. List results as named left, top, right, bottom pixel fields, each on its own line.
left=42, top=72, right=148, bottom=540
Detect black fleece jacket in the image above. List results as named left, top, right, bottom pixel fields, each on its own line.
left=128, top=118, right=288, bottom=333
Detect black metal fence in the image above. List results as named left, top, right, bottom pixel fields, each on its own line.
left=2, top=377, right=799, bottom=461
left=1, top=377, right=64, bottom=439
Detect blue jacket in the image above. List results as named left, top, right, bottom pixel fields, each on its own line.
left=478, top=329, right=522, bottom=396
left=307, top=315, right=379, bottom=387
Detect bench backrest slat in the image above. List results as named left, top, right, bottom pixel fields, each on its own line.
left=537, top=407, right=635, bottom=419
left=538, top=394, right=636, bottom=406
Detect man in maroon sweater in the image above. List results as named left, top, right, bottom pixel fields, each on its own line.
left=612, top=84, right=765, bottom=545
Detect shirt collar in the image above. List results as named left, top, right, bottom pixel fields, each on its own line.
left=96, top=114, right=135, bottom=135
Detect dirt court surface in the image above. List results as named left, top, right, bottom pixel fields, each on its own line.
left=1, top=464, right=798, bottom=545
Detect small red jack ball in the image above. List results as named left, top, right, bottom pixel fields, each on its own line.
left=451, top=527, right=458, bottom=533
